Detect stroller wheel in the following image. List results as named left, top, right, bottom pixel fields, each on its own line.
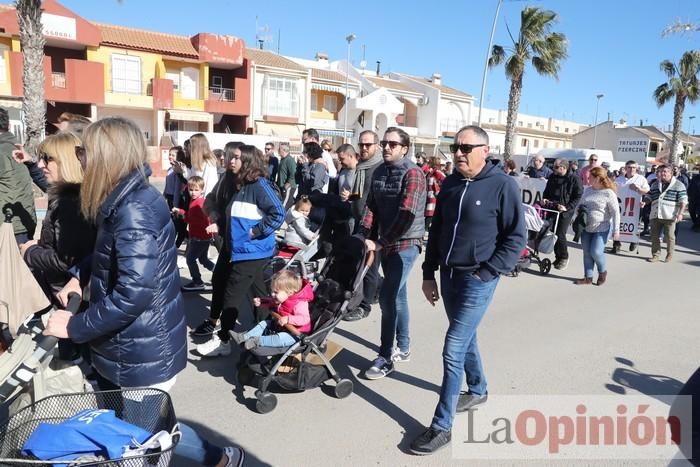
left=334, top=379, right=354, bottom=399
left=237, top=366, right=254, bottom=386
left=540, top=258, right=552, bottom=275
left=255, top=392, right=278, bottom=414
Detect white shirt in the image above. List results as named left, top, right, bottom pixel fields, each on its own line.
left=615, top=173, right=650, bottom=194
left=322, top=150, right=337, bottom=178
left=186, top=160, right=219, bottom=197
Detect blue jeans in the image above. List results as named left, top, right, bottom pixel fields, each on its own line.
left=186, top=238, right=215, bottom=282
left=245, top=320, right=298, bottom=348
left=431, top=268, right=499, bottom=432
left=581, top=230, right=608, bottom=279
left=378, top=245, right=420, bottom=360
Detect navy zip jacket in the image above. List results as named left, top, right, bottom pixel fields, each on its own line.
left=67, top=165, right=187, bottom=387
left=423, top=159, right=526, bottom=282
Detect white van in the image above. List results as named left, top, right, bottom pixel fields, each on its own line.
left=537, top=148, right=615, bottom=170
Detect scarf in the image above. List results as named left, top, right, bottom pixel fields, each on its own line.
left=351, top=154, right=383, bottom=198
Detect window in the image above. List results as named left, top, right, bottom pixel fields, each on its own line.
left=111, top=54, right=141, bottom=94
left=212, top=75, right=223, bottom=89
left=323, top=95, right=337, bottom=112
left=555, top=126, right=560, bottom=132
left=263, top=75, right=299, bottom=117
left=488, top=117, right=495, bottom=123
left=527, top=122, right=533, bottom=128
left=533, top=139, right=539, bottom=148
left=165, top=70, right=180, bottom=91
left=565, top=127, right=569, bottom=133
left=0, top=44, right=7, bottom=84
left=521, top=138, right=528, bottom=147
left=310, top=90, right=319, bottom=111
left=518, top=120, right=523, bottom=127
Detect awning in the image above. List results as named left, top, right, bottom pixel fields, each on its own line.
left=256, top=122, right=303, bottom=141
left=166, top=109, right=212, bottom=123
left=311, top=82, right=348, bottom=94
left=317, top=128, right=354, bottom=138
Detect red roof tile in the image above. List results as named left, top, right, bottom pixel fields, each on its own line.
left=96, top=23, right=199, bottom=58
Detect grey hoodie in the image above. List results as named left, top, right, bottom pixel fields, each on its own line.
left=0, top=131, right=36, bottom=236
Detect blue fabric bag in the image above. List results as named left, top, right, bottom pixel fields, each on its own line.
left=22, top=409, right=152, bottom=461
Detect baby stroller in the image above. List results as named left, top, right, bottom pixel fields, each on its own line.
left=267, top=232, right=323, bottom=285
left=0, top=211, right=179, bottom=465
left=237, top=235, right=373, bottom=414
left=513, top=203, right=560, bottom=276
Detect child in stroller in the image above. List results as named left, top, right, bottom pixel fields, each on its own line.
left=513, top=203, right=559, bottom=276
left=230, top=270, right=313, bottom=350
left=235, top=235, right=373, bottom=414
left=283, top=196, right=315, bottom=248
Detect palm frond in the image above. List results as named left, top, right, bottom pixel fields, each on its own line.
left=505, top=54, right=523, bottom=80
left=678, top=50, right=700, bottom=81
left=489, top=45, right=506, bottom=68
left=659, top=60, right=677, bottom=79
left=653, top=83, right=674, bottom=107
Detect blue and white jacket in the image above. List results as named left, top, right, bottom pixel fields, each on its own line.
left=229, top=177, right=285, bottom=261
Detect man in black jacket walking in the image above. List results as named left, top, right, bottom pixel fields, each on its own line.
left=410, top=125, right=525, bottom=455
left=542, top=158, right=583, bottom=270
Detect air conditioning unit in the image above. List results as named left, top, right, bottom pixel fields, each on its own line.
left=419, top=96, right=429, bottom=106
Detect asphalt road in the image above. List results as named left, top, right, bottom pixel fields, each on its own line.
left=167, top=222, right=700, bottom=467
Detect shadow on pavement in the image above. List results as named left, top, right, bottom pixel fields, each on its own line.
left=171, top=418, right=272, bottom=467
left=605, top=356, right=684, bottom=403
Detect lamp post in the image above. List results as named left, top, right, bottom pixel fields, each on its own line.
left=343, top=33, right=356, bottom=144
left=477, top=0, right=503, bottom=126
left=592, top=93, right=604, bottom=148
left=689, top=115, right=696, bottom=135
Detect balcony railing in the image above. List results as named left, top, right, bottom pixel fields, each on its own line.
left=440, top=118, right=467, bottom=133
left=109, top=80, right=153, bottom=96
left=208, top=87, right=235, bottom=102
left=51, top=72, right=66, bottom=89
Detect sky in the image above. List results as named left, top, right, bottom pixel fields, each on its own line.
left=59, top=0, right=700, bottom=132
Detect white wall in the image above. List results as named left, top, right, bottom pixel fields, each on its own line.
left=97, top=107, right=154, bottom=144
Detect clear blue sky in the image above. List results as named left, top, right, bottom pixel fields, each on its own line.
left=61, top=0, right=700, bottom=132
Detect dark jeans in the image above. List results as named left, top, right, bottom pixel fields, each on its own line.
left=359, top=249, right=382, bottom=312
left=208, top=252, right=232, bottom=322
left=218, top=258, right=269, bottom=342
left=431, top=268, right=499, bottom=432
left=186, top=239, right=214, bottom=282
left=553, top=210, right=575, bottom=261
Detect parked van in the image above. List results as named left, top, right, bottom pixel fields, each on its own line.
left=537, top=148, right=615, bottom=170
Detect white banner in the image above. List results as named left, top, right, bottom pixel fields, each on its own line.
left=516, top=177, right=547, bottom=205
left=616, top=138, right=648, bottom=164
left=617, top=185, right=641, bottom=243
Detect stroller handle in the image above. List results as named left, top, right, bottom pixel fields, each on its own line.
left=37, top=292, right=81, bottom=351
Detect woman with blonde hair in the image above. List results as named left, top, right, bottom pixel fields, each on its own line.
left=45, top=117, right=244, bottom=467
left=20, top=131, right=96, bottom=304
left=187, top=132, right=219, bottom=196
left=574, top=167, right=620, bottom=286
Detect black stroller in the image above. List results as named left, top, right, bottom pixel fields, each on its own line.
left=513, top=203, right=559, bottom=276
left=236, top=235, right=373, bottom=414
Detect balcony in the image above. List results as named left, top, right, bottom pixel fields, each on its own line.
left=208, top=87, right=235, bottom=102
left=9, top=53, right=104, bottom=104
left=440, top=118, right=467, bottom=135
left=108, top=81, right=153, bottom=96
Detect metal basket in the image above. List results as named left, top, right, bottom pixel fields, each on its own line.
left=0, top=389, right=178, bottom=466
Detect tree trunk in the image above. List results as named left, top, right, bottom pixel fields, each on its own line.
left=16, top=0, right=45, bottom=156
left=503, top=72, right=523, bottom=160
left=669, top=92, right=685, bottom=166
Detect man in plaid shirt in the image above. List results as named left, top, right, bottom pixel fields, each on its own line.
left=359, top=127, right=426, bottom=380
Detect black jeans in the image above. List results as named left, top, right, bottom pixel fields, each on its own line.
left=218, top=258, right=269, bottom=342
left=553, top=210, right=575, bottom=261
left=359, top=249, right=382, bottom=312
left=208, top=252, right=232, bottom=323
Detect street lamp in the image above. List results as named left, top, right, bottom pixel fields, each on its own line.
left=592, top=93, right=604, bottom=148
left=343, top=33, right=356, bottom=144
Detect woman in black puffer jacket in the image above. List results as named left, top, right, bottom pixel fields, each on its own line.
left=44, top=117, right=243, bottom=467
left=21, top=132, right=96, bottom=303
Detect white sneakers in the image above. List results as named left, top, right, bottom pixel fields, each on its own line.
left=196, top=334, right=231, bottom=357
left=223, top=446, right=245, bottom=467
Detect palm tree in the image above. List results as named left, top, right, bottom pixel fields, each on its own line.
left=653, top=50, right=700, bottom=166
left=15, top=0, right=45, bottom=156
left=488, top=7, right=568, bottom=159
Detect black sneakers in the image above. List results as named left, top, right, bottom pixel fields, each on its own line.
left=190, top=320, right=220, bottom=336
left=409, top=427, right=452, bottom=455
left=456, top=391, right=488, bottom=412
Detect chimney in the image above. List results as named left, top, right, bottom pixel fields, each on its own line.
left=376, top=60, right=381, bottom=76
left=640, top=119, right=644, bottom=126
left=431, top=73, right=441, bottom=86
left=315, top=52, right=329, bottom=64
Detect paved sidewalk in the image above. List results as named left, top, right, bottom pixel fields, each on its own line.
left=168, top=225, right=700, bottom=467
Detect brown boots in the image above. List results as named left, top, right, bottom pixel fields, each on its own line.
left=574, top=277, right=593, bottom=285
left=596, top=271, right=607, bottom=286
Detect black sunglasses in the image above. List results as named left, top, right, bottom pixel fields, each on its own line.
left=39, top=152, right=54, bottom=165
left=358, top=142, right=375, bottom=148
left=449, top=143, right=486, bottom=154
left=379, top=140, right=405, bottom=149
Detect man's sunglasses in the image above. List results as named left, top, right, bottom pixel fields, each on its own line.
left=379, top=140, right=405, bottom=149
left=449, top=143, right=486, bottom=154
left=358, top=142, right=375, bottom=148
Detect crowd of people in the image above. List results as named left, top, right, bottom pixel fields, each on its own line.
left=1, top=103, right=698, bottom=460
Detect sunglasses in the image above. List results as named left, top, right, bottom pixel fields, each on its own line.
left=358, top=143, right=375, bottom=148
left=265, top=147, right=273, bottom=151
left=379, top=140, right=405, bottom=150
left=590, top=158, right=598, bottom=162
left=449, top=143, right=486, bottom=154
left=39, top=152, right=54, bottom=165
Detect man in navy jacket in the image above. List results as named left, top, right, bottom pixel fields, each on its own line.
left=410, top=125, right=526, bottom=455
